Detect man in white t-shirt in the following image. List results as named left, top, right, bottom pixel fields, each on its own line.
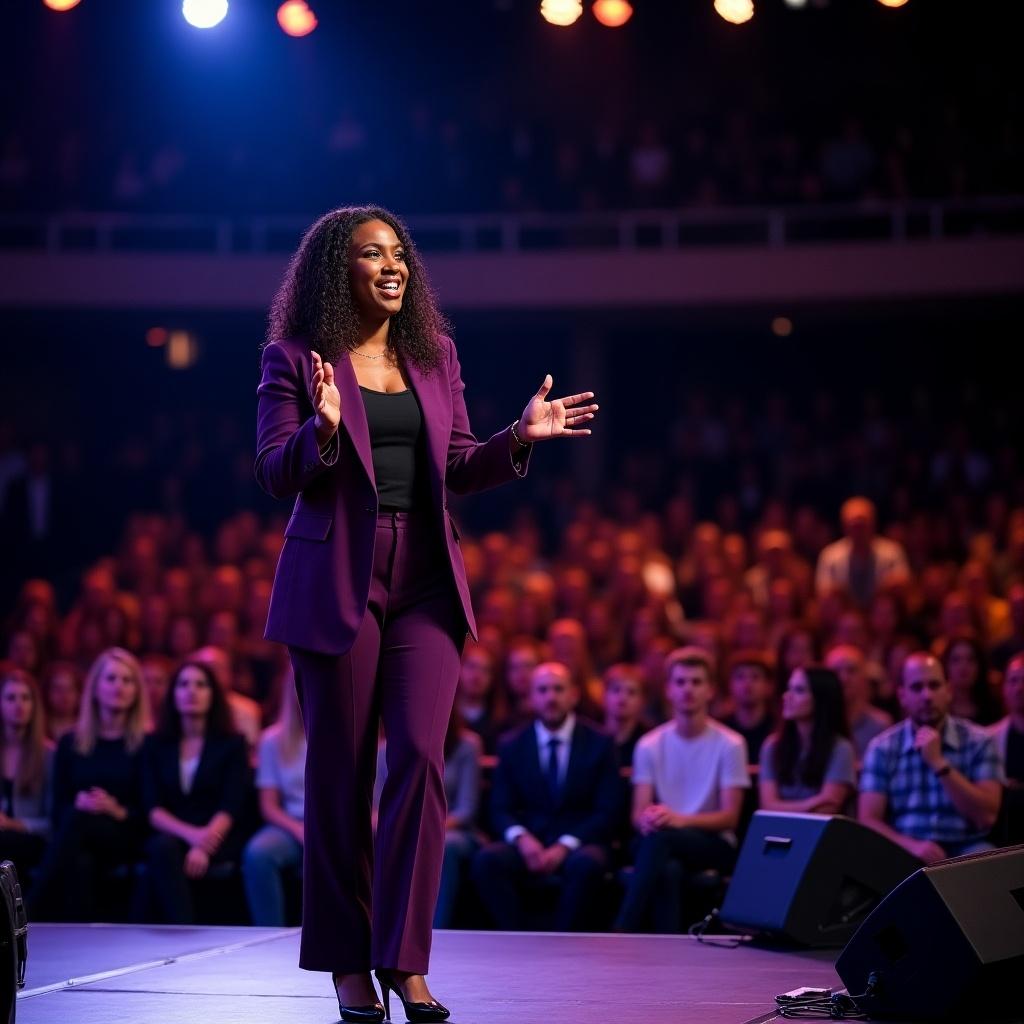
left=615, top=647, right=750, bottom=932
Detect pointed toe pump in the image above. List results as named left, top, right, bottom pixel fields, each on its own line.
left=332, top=973, right=385, bottom=1023
left=373, top=969, right=450, bottom=1023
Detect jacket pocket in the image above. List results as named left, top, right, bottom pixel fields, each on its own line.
left=284, top=513, right=333, bottom=541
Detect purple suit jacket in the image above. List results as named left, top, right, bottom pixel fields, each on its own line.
left=254, top=334, right=532, bottom=655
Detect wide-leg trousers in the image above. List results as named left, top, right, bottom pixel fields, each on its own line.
left=288, top=509, right=466, bottom=975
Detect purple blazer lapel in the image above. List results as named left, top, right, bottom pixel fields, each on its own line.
left=404, top=357, right=448, bottom=501
left=336, top=353, right=376, bottom=489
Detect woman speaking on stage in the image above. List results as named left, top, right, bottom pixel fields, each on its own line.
left=254, top=205, right=598, bottom=1022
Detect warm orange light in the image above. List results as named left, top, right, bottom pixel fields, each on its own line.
left=43, top=0, right=82, bottom=10
left=278, top=0, right=317, bottom=36
left=541, top=0, right=583, bottom=27
left=771, top=316, right=793, bottom=338
left=714, top=0, right=753, bottom=24
left=877, top=0, right=909, bottom=6
left=593, top=0, right=633, bottom=27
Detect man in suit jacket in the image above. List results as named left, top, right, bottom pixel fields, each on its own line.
left=472, top=661, right=621, bottom=931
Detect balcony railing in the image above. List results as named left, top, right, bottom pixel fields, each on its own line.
left=1, top=197, right=1022, bottom=257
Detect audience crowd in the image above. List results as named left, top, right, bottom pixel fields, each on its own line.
left=2, top=473, right=1022, bottom=930
left=2, top=89, right=1020, bottom=218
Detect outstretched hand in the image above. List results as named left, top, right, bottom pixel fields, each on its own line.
left=517, top=374, right=598, bottom=442
left=310, top=349, right=341, bottom=437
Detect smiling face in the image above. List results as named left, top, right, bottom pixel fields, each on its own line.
left=348, top=218, right=408, bottom=323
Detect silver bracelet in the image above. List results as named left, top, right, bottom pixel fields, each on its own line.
left=510, top=420, right=532, bottom=449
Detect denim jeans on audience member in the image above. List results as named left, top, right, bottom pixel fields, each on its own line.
left=434, top=830, right=480, bottom=929
left=242, top=824, right=303, bottom=927
left=615, top=826, right=736, bottom=933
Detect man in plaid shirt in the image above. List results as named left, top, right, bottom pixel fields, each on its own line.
left=858, top=652, right=1004, bottom=863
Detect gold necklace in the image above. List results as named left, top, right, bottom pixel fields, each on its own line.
left=352, top=347, right=388, bottom=360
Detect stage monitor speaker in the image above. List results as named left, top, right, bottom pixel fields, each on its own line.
left=719, top=811, right=921, bottom=947
left=835, top=844, right=1024, bottom=1021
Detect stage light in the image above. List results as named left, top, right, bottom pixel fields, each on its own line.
left=877, top=0, right=909, bottom=6
left=43, top=0, right=81, bottom=10
left=540, top=0, right=583, bottom=27
left=783, top=0, right=808, bottom=7
left=714, top=0, right=754, bottom=24
left=771, top=316, right=793, bottom=338
left=278, top=0, right=318, bottom=36
left=146, top=327, right=169, bottom=348
left=182, top=0, right=228, bottom=29
left=593, top=0, right=633, bottom=27
left=166, top=331, right=199, bottom=369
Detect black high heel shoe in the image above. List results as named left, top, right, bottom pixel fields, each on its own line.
left=332, top=972, right=385, bottom=1023
left=373, top=968, right=450, bottom=1023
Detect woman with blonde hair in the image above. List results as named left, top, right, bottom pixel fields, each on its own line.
left=0, top=667, right=55, bottom=885
left=29, top=646, right=150, bottom=921
left=242, top=664, right=307, bottom=925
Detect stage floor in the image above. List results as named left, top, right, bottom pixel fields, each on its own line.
left=16, top=923, right=844, bottom=1024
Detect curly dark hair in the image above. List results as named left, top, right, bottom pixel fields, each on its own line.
left=156, top=660, right=236, bottom=740
left=265, top=205, right=448, bottom=374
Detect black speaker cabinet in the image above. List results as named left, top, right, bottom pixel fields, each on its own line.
left=836, top=844, right=1024, bottom=1020
left=719, top=811, right=921, bottom=947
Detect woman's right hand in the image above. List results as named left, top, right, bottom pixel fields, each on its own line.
left=311, top=349, right=341, bottom=440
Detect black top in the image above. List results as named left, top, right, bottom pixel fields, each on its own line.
left=142, top=732, right=250, bottom=856
left=359, top=386, right=431, bottom=511
left=722, top=712, right=776, bottom=764
left=51, top=732, right=145, bottom=831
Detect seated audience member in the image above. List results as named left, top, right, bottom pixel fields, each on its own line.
left=40, top=660, right=81, bottom=743
left=140, top=654, right=172, bottom=719
left=991, top=583, right=1024, bottom=672
left=859, top=652, right=1003, bottom=863
left=601, top=663, right=650, bottom=769
left=242, top=669, right=305, bottom=927
left=0, top=667, right=54, bottom=883
left=775, top=623, right=820, bottom=693
left=721, top=650, right=776, bottom=763
left=143, top=659, right=250, bottom=924
left=472, top=662, right=620, bottom=931
left=434, top=708, right=483, bottom=928
left=815, top=497, right=910, bottom=608
left=990, top=652, right=1024, bottom=842
left=547, top=618, right=604, bottom=721
left=456, top=642, right=502, bottom=754
left=495, top=637, right=542, bottom=739
left=30, top=647, right=150, bottom=921
left=615, top=647, right=750, bottom=934
left=759, top=667, right=856, bottom=814
left=940, top=632, right=1002, bottom=726
left=191, top=644, right=262, bottom=761
left=825, top=644, right=892, bottom=758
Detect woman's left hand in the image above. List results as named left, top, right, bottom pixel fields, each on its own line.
left=517, top=374, right=598, bottom=442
